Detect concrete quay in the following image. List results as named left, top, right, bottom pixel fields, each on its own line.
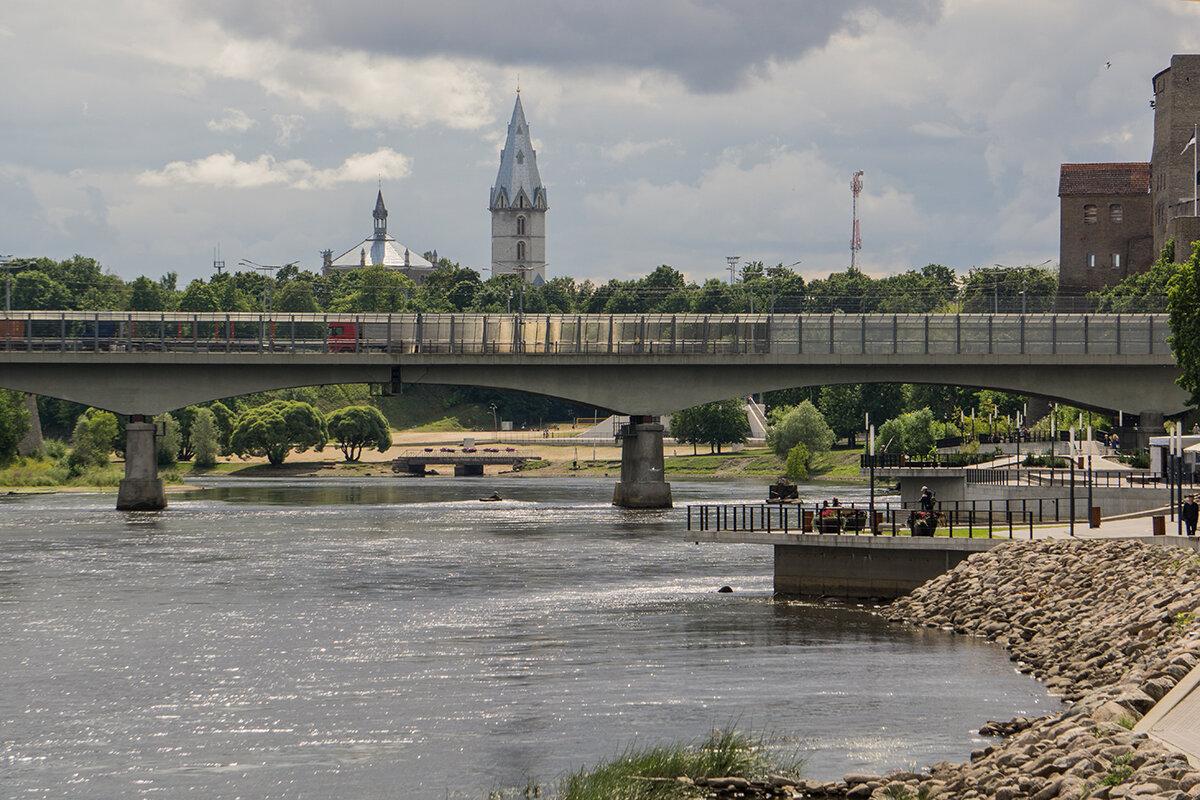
left=692, top=517, right=1200, bottom=600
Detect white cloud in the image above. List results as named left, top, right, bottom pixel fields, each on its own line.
left=136, top=148, right=412, bottom=190
left=206, top=108, right=257, bottom=134
left=272, top=114, right=303, bottom=146
left=601, top=138, right=677, bottom=162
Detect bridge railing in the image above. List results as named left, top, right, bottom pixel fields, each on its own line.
left=0, top=311, right=1174, bottom=357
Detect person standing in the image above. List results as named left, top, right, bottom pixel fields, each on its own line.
left=1182, top=495, right=1198, bottom=536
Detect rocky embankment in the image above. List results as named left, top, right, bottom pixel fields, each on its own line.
left=704, top=540, right=1200, bottom=800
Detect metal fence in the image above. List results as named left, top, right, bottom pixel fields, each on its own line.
left=0, top=311, right=1174, bottom=357
left=686, top=497, right=1112, bottom=539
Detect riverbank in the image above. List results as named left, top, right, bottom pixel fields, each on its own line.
left=784, top=539, right=1200, bottom=799
left=0, top=432, right=868, bottom=491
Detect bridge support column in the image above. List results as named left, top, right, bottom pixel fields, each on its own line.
left=613, top=415, right=672, bottom=509
left=116, top=416, right=165, bottom=511
left=1137, top=411, right=1167, bottom=452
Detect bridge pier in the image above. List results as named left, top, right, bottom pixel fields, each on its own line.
left=1137, top=411, right=1167, bottom=451
left=116, top=416, right=165, bottom=511
left=612, top=415, right=672, bottom=509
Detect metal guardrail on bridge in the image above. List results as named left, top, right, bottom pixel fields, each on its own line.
left=0, top=311, right=1175, bottom=357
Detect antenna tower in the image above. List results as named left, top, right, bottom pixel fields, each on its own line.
left=213, top=245, right=226, bottom=275
left=850, top=171, right=864, bottom=271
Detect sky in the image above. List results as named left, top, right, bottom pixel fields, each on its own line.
left=1, top=0, right=1199, bottom=288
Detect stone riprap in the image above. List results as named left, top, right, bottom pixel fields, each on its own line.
left=778, top=539, right=1200, bottom=800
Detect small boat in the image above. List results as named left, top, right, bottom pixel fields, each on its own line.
left=479, top=491, right=503, bottom=502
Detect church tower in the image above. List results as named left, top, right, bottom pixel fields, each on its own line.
left=489, top=92, right=548, bottom=284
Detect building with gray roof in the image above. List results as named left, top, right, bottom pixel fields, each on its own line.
left=322, top=189, right=433, bottom=284
left=489, top=93, right=548, bottom=285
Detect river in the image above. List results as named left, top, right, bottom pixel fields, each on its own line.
left=0, top=477, right=1057, bottom=798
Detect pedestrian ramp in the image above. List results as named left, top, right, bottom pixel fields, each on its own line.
left=1135, top=658, right=1200, bottom=766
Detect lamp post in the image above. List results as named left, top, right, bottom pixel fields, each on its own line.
left=0, top=256, right=18, bottom=313
left=489, top=402, right=499, bottom=435
left=238, top=259, right=297, bottom=314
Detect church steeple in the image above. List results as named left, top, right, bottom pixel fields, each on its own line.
left=490, top=93, right=548, bottom=284
left=489, top=94, right=547, bottom=212
left=373, top=189, right=388, bottom=238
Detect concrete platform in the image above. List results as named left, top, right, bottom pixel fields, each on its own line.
left=691, top=519, right=1200, bottom=599
left=1135, top=662, right=1200, bottom=767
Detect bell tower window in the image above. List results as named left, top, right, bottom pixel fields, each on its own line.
left=517, top=216, right=526, bottom=235
left=517, top=241, right=526, bottom=260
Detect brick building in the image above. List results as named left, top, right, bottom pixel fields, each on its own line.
left=1058, top=54, right=1200, bottom=306
left=1057, top=163, right=1152, bottom=303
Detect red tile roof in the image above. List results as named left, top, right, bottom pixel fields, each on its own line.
left=1059, top=163, right=1150, bottom=196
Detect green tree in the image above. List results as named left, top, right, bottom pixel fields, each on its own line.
left=207, top=401, right=236, bottom=455
left=668, top=399, right=749, bottom=454
left=154, top=412, right=181, bottom=466
left=326, top=405, right=392, bottom=461
left=876, top=408, right=953, bottom=457
left=1089, top=241, right=1175, bottom=312
left=128, top=276, right=166, bottom=311
left=229, top=400, right=327, bottom=465
left=784, top=442, right=810, bottom=480
left=817, top=384, right=863, bottom=446
left=0, top=389, right=31, bottom=464
left=767, top=401, right=834, bottom=459
left=1169, top=241, right=1200, bottom=406
left=190, top=407, right=220, bottom=469
left=11, top=270, right=71, bottom=310
left=275, top=280, right=321, bottom=313
left=67, top=408, right=119, bottom=474
left=960, top=265, right=1057, bottom=313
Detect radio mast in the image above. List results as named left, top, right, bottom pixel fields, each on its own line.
left=850, top=171, right=864, bottom=271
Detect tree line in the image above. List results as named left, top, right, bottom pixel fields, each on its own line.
left=0, top=254, right=1063, bottom=317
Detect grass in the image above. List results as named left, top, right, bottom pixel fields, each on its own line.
left=1174, top=612, right=1196, bottom=636
left=555, top=728, right=800, bottom=800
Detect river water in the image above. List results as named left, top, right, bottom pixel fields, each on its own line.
left=0, top=477, right=1057, bottom=799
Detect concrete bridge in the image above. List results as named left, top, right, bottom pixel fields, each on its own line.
left=0, top=311, right=1186, bottom=510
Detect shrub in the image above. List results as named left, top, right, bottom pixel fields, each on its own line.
left=784, top=443, right=810, bottom=480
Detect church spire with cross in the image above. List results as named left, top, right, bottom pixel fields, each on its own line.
left=489, top=91, right=548, bottom=284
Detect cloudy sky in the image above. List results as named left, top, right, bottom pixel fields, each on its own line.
left=1, top=0, right=1199, bottom=287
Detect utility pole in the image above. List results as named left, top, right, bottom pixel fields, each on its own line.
left=850, top=171, right=864, bottom=271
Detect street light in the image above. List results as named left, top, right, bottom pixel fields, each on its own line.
left=238, top=259, right=297, bottom=314
left=489, top=403, right=499, bottom=434
left=0, top=256, right=18, bottom=313
left=726, top=256, right=741, bottom=285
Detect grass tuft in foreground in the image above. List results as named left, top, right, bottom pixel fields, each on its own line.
left=556, top=728, right=801, bottom=800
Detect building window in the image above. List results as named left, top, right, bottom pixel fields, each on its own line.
left=517, top=241, right=526, bottom=260
left=1112, top=253, right=1121, bottom=269
left=517, top=216, right=526, bottom=235
left=1086, top=253, right=1096, bottom=269
left=1083, top=205, right=1098, bottom=224
left=1110, top=204, right=1123, bottom=224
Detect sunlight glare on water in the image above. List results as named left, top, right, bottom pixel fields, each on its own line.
left=0, top=477, right=1058, bottom=798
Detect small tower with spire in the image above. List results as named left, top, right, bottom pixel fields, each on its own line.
left=489, top=91, right=548, bottom=284
left=373, top=188, right=388, bottom=238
